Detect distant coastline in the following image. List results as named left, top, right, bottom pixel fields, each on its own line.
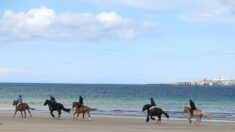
left=176, top=77, right=235, bottom=86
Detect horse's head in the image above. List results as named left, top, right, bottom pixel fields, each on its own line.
left=13, top=100, right=18, bottom=106
left=184, top=105, right=191, bottom=113
left=44, top=100, right=51, bottom=106
left=142, top=104, right=151, bottom=112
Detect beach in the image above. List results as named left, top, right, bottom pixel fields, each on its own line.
left=1, top=83, right=235, bottom=132
left=0, top=113, right=235, bottom=132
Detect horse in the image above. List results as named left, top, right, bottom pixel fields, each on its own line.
left=72, top=102, right=96, bottom=120
left=43, top=100, right=71, bottom=119
left=13, top=100, right=35, bottom=118
left=184, top=105, right=211, bottom=125
left=142, top=104, right=169, bottom=123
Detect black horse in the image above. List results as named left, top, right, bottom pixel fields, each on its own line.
left=142, top=104, right=169, bottom=123
left=43, top=100, right=71, bottom=118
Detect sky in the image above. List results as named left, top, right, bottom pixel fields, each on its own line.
left=0, top=0, right=235, bottom=84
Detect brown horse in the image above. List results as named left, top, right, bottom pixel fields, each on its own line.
left=184, top=105, right=211, bottom=125
left=13, top=100, right=35, bottom=118
left=72, top=102, right=96, bottom=120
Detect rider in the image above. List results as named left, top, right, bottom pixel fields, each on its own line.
left=189, top=99, right=197, bottom=116
left=50, top=95, right=57, bottom=104
left=149, top=97, right=157, bottom=110
left=79, top=96, right=84, bottom=106
left=17, top=95, right=23, bottom=106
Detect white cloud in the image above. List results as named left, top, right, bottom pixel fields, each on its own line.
left=0, top=7, right=56, bottom=39
left=177, top=0, right=235, bottom=22
left=96, top=12, right=125, bottom=27
left=0, top=6, right=156, bottom=41
left=91, top=0, right=235, bottom=23
left=91, top=0, right=191, bottom=10
left=0, top=67, right=38, bottom=75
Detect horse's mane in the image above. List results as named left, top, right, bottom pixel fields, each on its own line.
left=45, top=99, right=52, bottom=103
left=185, top=105, right=191, bottom=108
left=144, top=104, right=151, bottom=106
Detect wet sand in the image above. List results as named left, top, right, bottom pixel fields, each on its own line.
left=0, top=113, right=234, bottom=132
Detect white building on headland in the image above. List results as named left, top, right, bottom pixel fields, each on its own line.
left=176, top=77, right=235, bottom=86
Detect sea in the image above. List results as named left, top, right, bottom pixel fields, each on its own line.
left=0, top=83, right=235, bottom=122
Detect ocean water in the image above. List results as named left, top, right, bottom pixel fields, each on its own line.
left=0, top=83, right=235, bottom=121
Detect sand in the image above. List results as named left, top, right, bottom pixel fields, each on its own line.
left=0, top=112, right=234, bottom=132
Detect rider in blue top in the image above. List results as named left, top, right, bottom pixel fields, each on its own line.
left=17, top=95, right=23, bottom=104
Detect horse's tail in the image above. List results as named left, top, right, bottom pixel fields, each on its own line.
left=26, top=104, right=35, bottom=110
left=90, top=108, right=97, bottom=111
left=30, top=107, right=36, bottom=110
left=202, top=111, right=212, bottom=118
left=62, top=105, right=71, bottom=113
left=162, top=111, right=169, bottom=119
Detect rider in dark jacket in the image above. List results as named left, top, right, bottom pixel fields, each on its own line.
left=149, top=98, right=156, bottom=110
left=189, top=99, right=197, bottom=116
left=50, top=95, right=56, bottom=103
left=79, top=96, right=84, bottom=105
left=150, top=98, right=156, bottom=107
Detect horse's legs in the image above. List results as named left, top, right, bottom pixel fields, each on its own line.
left=23, top=110, right=26, bottom=118
left=87, top=112, right=91, bottom=120
left=188, top=115, right=192, bottom=124
left=13, top=110, right=17, bottom=118
left=195, top=116, right=198, bottom=125
left=58, top=110, right=61, bottom=119
left=157, top=115, right=161, bottom=123
left=82, top=113, right=85, bottom=119
left=196, top=116, right=201, bottom=126
left=76, top=113, right=80, bottom=119
left=50, top=110, right=55, bottom=118
left=150, top=115, right=155, bottom=120
left=198, top=116, right=202, bottom=126
left=146, top=114, right=150, bottom=122
left=20, top=111, right=23, bottom=118
left=73, top=112, right=77, bottom=119
left=27, top=109, right=33, bottom=118
left=197, top=117, right=200, bottom=126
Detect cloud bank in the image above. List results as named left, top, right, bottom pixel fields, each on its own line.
left=0, top=6, right=157, bottom=41
left=91, top=0, right=235, bottom=23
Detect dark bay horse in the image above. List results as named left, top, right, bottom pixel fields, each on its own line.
left=142, top=104, right=169, bottom=123
left=44, top=100, right=71, bottom=118
left=13, top=100, right=35, bottom=118
left=72, top=102, right=96, bottom=120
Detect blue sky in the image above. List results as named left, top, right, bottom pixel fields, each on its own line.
left=0, top=0, right=235, bottom=84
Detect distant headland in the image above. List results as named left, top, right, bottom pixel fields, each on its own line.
left=176, top=77, right=235, bottom=86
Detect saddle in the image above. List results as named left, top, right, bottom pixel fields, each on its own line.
left=149, top=106, right=157, bottom=111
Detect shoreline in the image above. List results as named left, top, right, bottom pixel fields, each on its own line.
left=1, top=110, right=235, bottom=123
